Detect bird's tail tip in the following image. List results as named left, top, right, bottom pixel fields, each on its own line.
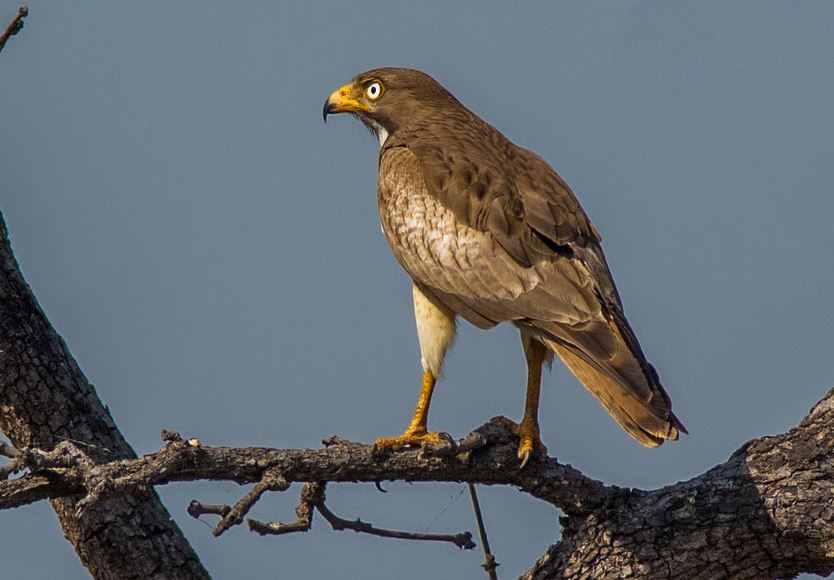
left=670, top=411, right=688, bottom=437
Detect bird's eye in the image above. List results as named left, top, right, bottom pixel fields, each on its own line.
left=365, top=81, right=382, bottom=100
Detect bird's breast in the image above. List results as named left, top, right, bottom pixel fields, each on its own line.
left=376, top=148, right=539, bottom=303
left=379, top=175, right=477, bottom=273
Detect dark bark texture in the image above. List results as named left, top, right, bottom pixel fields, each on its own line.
left=0, top=213, right=209, bottom=579
left=524, top=392, right=834, bottom=579
left=1, top=396, right=834, bottom=579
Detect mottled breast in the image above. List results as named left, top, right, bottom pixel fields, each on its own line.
left=377, top=146, right=539, bottom=304
left=375, top=146, right=601, bottom=330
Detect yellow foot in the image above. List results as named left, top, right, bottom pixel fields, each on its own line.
left=513, top=421, right=548, bottom=469
left=373, top=430, right=446, bottom=454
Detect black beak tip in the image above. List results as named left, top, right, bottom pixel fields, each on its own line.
left=322, top=100, right=333, bottom=123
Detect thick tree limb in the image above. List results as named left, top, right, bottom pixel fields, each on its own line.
left=1, top=391, right=834, bottom=579
left=524, top=388, right=834, bottom=579
left=0, top=419, right=609, bottom=513
left=0, top=208, right=208, bottom=579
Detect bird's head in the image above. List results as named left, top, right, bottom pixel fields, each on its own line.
left=323, top=67, right=462, bottom=143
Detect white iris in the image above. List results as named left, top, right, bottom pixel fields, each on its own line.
left=366, top=82, right=382, bottom=100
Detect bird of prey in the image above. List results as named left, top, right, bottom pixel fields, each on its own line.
left=323, top=68, right=685, bottom=466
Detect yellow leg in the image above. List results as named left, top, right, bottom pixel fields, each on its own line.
left=517, top=334, right=548, bottom=467
left=374, top=371, right=443, bottom=451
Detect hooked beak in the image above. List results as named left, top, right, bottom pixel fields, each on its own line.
left=322, top=83, right=370, bottom=122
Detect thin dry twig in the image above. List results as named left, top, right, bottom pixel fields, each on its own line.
left=0, top=5, right=27, bottom=54
left=247, top=481, right=475, bottom=549
left=469, top=483, right=499, bottom=580
left=248, top=481, right=321, bottom=536
left=212, top=468, right=289, bottom=536
left=315, top=486, right=475, bottom=549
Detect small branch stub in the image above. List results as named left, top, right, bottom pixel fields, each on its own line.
left=0, top=6, right=28, bottom=53
left=188, top=501, right=231, bottom=519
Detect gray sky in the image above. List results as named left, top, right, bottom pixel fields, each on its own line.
left=2, top=2, right=833, bottom=578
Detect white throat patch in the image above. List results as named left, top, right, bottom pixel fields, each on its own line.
left=377, top=127, right=389, bottom=149
left=364, top=117, right=388, bottom=149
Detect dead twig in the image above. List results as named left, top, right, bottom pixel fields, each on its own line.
left=315, top=484, right=475, bottom=549
left=188, top=500, right=231, bottom=519
left=212, top=468, right=289, bottom=536
left=245, top=480, right=475, bottom=548
left=0, top=5, right=27, bottom=54
left=469, top=483, right=499, bottom=580
left=248, top=481, right=321, bottom=536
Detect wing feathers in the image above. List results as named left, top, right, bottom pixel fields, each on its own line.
left=377, top=145, right=684, bottom=446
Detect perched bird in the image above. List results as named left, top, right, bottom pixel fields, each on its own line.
left=323, top=68, right=685, bottom=466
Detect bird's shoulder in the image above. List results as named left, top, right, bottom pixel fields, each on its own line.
left=380, top=119, right=601, bottom=268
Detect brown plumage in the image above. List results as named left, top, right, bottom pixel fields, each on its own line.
left=324, top=67, right=684, bottom=462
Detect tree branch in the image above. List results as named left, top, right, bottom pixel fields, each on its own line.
left=241, top=481, right=476, bottom=548
left=523, top=387, right=834, bottom=579
left=313, top=482, right=475, bottom=549
left=1, top=389, right=834, bottom=578
left=0, top=5, right=27, bottom=54
left=0, top=206, right=209, bottom=580
left=0, top=418, right=614, bottom=515
left=247, top=481, right=320, bottom=536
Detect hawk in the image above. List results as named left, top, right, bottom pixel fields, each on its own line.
left=323, top=68, right=685, bottom=466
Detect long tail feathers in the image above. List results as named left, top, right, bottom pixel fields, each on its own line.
left=540, top=319, right=685, bottom=447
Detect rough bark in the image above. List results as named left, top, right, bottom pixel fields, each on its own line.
left=0, top=422, right=609, bottom=515
left=2, top=392, right=834, bottom=579
left=523, top=391, right=834, bottom=579
left=0, top=212, right=209, bottom=579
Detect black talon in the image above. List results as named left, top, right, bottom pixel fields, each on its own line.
left=438, top=431, right=457, bottom=451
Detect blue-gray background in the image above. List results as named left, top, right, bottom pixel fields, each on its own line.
left=2, top=2, right=833, bottom=578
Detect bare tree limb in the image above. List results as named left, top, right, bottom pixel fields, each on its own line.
left=0, top=206, right=208, bottom=580
left=0, top=418, right=612, bottom=515
left=524, top=388, right=834, bottom=579
left=1, top=389, right=834, bottom=578
left=0, top=5, right=27, bottom=53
